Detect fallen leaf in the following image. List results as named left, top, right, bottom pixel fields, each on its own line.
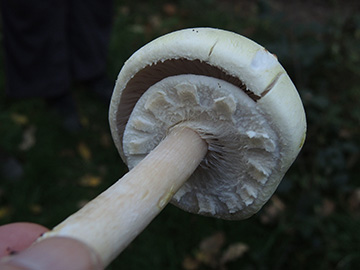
left=220, top=242, right=249, bottom=264
left=184, top=232, right=248, bottom=270
left=11, top=113, right=28, bottom=125
left=18, top=126, right=36, bottom=151
left=0, top=206, right=11, bottom=219
left=260, top=195, right=285, bottom=224
left=199, top=231, right=225, bottom=256
left=182, top=256, right=200, bottom=270
left=78, top=142, right=92, bottom=161
left=148, top=15, right=162, bottom=29
left=195, top=232, right=225, bottom=267
left=163, top=3, right=177, bottom=16
left=79, top=175, right=102, bottom=187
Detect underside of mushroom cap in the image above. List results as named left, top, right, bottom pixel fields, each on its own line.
left=123, top=75, right=283, bottom=219
left=109, top=27, right=306, bottom=220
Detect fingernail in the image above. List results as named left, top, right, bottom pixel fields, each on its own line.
left=1, top=237, right=103, bottom=270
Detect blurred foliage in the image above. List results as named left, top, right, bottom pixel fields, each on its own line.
left=1, top=0, right=360, bottom=269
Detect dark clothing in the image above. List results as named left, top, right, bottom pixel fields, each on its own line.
left=1, top=0, right=113, bottom=98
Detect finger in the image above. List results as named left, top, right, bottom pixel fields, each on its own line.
left=0, top=237, right=103, bottom=270
left=0, top=222, right=49, bottom=258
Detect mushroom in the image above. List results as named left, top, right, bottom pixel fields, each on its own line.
left=40, top=28, right=306, bottom=267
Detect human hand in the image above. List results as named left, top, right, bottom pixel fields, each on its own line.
left=0, top=222, right=103, bottom=270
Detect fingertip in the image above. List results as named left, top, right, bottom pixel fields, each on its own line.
left=0, top=237, right=103, bottom=270
left=0, top=222, right=49, bottom=258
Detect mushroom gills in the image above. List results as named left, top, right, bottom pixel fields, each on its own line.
left=115, top=58, right=267, bottom=147
left=123, top=74, right=281, bottom=219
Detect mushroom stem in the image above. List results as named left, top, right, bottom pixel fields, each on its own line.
left=40, top=127, right=207, bottom=266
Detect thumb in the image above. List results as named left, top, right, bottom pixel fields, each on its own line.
left=0, top=237, right=103, bottom=270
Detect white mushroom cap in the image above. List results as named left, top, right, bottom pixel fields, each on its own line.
left=109, top=27, right=306, bottom=219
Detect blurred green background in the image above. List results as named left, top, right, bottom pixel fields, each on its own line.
left=1, top=0, right=360, bottom=269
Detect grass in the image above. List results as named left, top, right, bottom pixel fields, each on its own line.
left=1, top=0, right=360, bottom=269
